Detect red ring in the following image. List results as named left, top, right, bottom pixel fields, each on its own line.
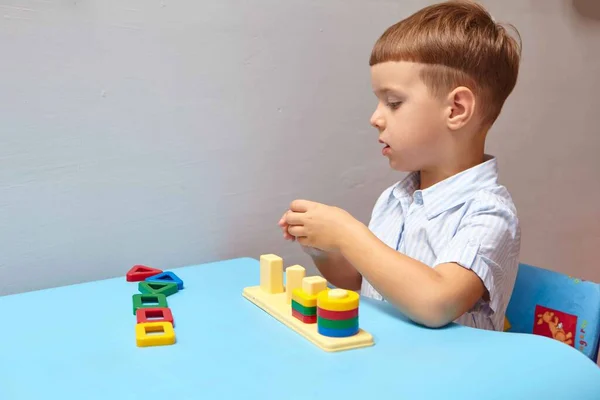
left=317, top=307, right=358, bottom=320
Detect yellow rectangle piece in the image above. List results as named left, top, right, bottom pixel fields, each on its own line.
left=260, top=254, right=284, bottom=294
left=285, top=265, right=306, bottom=303
left=135, top=322, right=176, bottom=347
left=292, top=287, right=319, bottom=308
left=302, top=276, right=327, bottom=296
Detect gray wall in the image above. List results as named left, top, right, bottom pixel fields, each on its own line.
left=1, top=0, right=599, bottom=296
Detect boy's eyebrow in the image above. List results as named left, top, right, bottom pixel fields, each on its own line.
left=374, top=87, right=406, bottom=97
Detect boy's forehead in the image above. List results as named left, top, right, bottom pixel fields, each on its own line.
left=371, top=61, right=423, bottom=91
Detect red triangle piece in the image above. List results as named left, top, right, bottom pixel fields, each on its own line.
left=126, top=265, right=163, bottom=282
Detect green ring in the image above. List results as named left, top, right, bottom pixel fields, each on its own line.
left=317, top=316, right=358, bottom=329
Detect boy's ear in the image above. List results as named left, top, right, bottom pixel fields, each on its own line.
left=445, top=86, right=475, bottom=131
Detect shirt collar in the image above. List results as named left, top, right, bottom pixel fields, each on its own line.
left=390, top=154, right=499, bottom=220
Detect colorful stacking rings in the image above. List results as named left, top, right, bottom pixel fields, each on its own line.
left=317, top=289, right=359, bottom=337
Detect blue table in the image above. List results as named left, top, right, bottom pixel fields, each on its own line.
left=1, top=257, right=599, bottom=399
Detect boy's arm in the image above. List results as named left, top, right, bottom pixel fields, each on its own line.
left=305, top=248, right=362, bottom=291
left=284, top=198, right=519, bottom=328
left=337, top=201, right=518, bottom=328
left=339, top=226, right=485, bottom=327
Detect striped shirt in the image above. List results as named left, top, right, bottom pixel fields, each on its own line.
left=361, top=155, right=521, bottom=331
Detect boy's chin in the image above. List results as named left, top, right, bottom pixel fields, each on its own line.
left=388, top=157, right=417, bottom=173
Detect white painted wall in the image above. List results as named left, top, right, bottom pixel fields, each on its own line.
left=481, top=0, right=600, bottom=282
left=1, top=0, right=598, bottom=296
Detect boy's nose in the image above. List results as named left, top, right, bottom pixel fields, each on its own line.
left=370, top=110, right=385, bottom=131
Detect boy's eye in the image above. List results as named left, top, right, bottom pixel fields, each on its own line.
left=387, top=101, right=402, bottom=110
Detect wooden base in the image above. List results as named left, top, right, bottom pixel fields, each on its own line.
left=243, top=285, right=374, bottom=352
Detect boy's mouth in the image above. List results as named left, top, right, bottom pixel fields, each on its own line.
left=379, top=139, right=391, bottom=155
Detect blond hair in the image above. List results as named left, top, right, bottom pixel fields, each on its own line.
left=370, top=0, right=521, bottom=127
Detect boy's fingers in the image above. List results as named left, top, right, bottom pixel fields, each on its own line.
left=290, top=199, right=315, bottom=212
left=283, top=232, right=295, bottom=241
left=282, top=224, right=291, bottom=235
left=284, top=211, right=304, bottom=225
left=287, top=225, right=305, bottom=237
left=278, top=210, right=290, bottom=226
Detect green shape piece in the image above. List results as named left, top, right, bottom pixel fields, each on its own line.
left=317, top=316, right=359, bottom=330
left=132, top=293, right=168, bottom=315
left=138, top=281, right=178, bottom=297
left=291, top=300, right=316, bottom=316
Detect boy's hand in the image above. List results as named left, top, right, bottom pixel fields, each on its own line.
left=278, top=210, right=327, bottom=258
left=278, top=211, right=296, bottom=241
left=282, top=199, right=358, bottom=252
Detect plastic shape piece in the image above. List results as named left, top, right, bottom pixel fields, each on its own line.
left=317, top=307, right=358, bottom=320
left=132, top=293, right=168, bottom=315
left=145, top=271, right=184, bottom=290
left=317, top=289, right=359, bottom=312
left=126, top=265, right=163, bottom=282
left=259, top=254, right=284, bottom=294
left=138, top=281, right=178, bottom=297
left=136, top=307, right=175, bottom=326
left=135, top=321, right=176, bottom=347
left=302, top=276, right=327, bottom=296
left=317, top=316, right=358, bottom=330
left=285, top=265, right=306, bottom=303
left=317, top=325, right=360, bottom=338
left=292, top=287, right=321, bottom=308
left=291, top=300, right=316, bottom=316
left=292, top=308, right=317, bottom=324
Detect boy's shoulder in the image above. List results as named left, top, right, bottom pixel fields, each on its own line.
left=373, top=179, right=518, bottom=218
left=467, top=183, right=518, bottom=217
left=371, top=156, right=518, bottom=222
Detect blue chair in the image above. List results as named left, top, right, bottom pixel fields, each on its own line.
left=504, top=263, right=600, bottom=362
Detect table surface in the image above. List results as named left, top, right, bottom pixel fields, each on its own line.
left=1, top=257, right=600, bottom=400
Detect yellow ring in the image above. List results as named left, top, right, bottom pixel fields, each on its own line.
left=317, top=289, right=359, bottom=311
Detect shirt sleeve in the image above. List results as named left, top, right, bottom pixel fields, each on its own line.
left=433, top=195, right=521, bottom=315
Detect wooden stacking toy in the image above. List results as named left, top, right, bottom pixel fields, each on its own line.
left=243, top=254, right=374, bottom=352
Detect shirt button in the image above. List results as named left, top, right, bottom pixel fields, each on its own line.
left=413, top=191, right=423, bottom=205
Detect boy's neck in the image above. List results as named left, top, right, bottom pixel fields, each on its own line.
left=419, top=154, right=483, bottom=189
left=418, top=136, right=487, bottom=190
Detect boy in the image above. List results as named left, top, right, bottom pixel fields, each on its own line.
left=278, top=0, right=522, bottom=331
